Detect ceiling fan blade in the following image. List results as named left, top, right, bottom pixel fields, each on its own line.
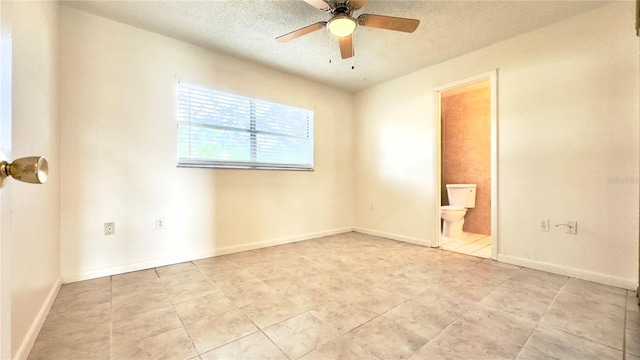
left=349, top=0, right=368, bottom=10
left=276, top=22, right=327, bottom=42
left=358, top=14, right=420, bottom=33
left=338, top=34, right=354, bottom=59
left=303, top=0, right=331, bottom=11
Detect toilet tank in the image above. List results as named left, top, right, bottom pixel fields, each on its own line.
left=446, top=184, right=477, bottom=208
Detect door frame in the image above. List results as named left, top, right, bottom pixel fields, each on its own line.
left=432, top=70, right=498, bottom=260
left=0, top=0, right=11, bottom=357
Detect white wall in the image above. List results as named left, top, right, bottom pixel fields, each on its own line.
left=11, top=1, right=61, bottom=358
left=59, top=7, right=355, bottom=282
left=354, top=2, right=639, bottom=289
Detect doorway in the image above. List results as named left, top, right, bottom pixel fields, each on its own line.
left=433, top=71, right=498, bottom=260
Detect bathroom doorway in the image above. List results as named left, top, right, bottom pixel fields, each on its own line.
left=433, top=71, right=498, bottom=260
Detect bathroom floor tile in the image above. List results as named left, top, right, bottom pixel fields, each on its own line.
left=471, top=245, right=491, bottom=258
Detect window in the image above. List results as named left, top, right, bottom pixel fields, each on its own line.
left=177, top=82, right=314, bottom=170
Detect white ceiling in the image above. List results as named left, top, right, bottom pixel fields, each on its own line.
left=61, top=0, right=608, bottom=93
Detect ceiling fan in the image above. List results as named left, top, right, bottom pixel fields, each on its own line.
left=276, top=0, right=420, bottom=60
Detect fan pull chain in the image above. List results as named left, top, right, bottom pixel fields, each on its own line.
left=351, top=33, right=355, bottom=69
left=328, top=32, right=333, bottom=64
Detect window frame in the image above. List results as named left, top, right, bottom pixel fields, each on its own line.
left=176, top=82, right=315, bottom=171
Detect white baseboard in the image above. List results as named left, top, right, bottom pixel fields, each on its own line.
left=14, top=277, right=62, bottom=360
left=498, top=254, right=638, bottom=290
left=353, top=227, right=431, bottom=247
left=62, top=227, right=354, bottom=283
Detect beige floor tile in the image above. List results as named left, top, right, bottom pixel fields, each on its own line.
left=628, top=309, right=640, bottom=331
left=160, top=270, right=221, bottom=304
left=185, top=309, right=258, bottom=354
left=430, top=320, right=522, bottom=359
left=515, top=345, right=560, bottom=360
left=112, top=269, right=158, bottom=287
left=460, top=303, right=536, bottom=346
left=29, top=233, right=634, bottom=360
left=539, top=291, right=625, bottom=349
left=49, top=287, right=111, bottom=315
left=36, top=301, right=111, bottom=341
left=112, top=291, right=174, bottom=320
left=263, top=312, right=341, bottom=359
left=562, top=278, right=626, bottom=307
left=113, top=305, right=183, bottom=341
left=409, top=341, right=472, bottom=360
left=521, top=326, right=622, bottom=360
left=112, top=277, right=167, bottom=298
left=509, top=268, right=568, bottom=292
left=310, top=301, right=379, bottom=334
left=428, top=273, right=498, bottom=302
left=156, top=261, right=197, bottom=277
left=627, top=327, right=640, bottom=356
left=350, top=315, right=430, bottom=359
left=628, top=354, right=640, bottom=360
left=200, top=331, right=288, bottom=360
left=241, top=293, right=307, bottom=329
left=479, top=279, right=559, bottom=322
left=223, top=279, right=280, bottom=308
left=159, top=269, right=211, bottom=287
left=193, top=255, right=240, bottom=271
left=628, top=291, right=639, bottom=312
left=56, top=276, right=111, bottom=298
left=28, top=321, right=111, bottom=360
left=113, top=327, right=198, bottom=360
left=348, top=287, right=407, bottom=315
left=174, top=291, right=237, bottom=325
left=298, top=349, right=332, bottom=360
left=205, top=269, right=262, bottom=291
left=28, top=340, right=110, bottom=360
left=313, top=333, right=379, bottom=360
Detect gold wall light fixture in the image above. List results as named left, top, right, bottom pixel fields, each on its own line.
left=0, top=156, right=48, bottom=185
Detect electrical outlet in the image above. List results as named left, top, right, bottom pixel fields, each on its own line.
left=538, top=218, right=550, bottom=232
left=567, top=221, right=577, bottom=234
left=370, top=204, right=374, bottom=211
left=156, top=217, right=166, bottom=230
left=104, top=222, right=115, bottom=236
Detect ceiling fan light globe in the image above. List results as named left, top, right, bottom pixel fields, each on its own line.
left=328, top=16, right=356, bottom=37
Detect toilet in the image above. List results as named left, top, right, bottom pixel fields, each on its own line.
left=440, top=184, right=477, bottom=238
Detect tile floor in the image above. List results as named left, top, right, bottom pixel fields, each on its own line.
left=28, top=232, right=639, bottom=360
left=441, top=232, right=491, bottom=259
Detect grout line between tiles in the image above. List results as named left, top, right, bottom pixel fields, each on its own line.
left=623, top=293, right=628, bottom=360
left=110, top=275, right=114, bottom=360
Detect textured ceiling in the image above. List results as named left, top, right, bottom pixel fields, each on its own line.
left=61, top=0, right=608, bottom=93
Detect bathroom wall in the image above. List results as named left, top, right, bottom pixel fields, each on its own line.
left=441, top=82, right=491, bottom=235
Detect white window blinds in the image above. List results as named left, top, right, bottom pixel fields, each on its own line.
left=177, top=82, right=314, bottom=170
